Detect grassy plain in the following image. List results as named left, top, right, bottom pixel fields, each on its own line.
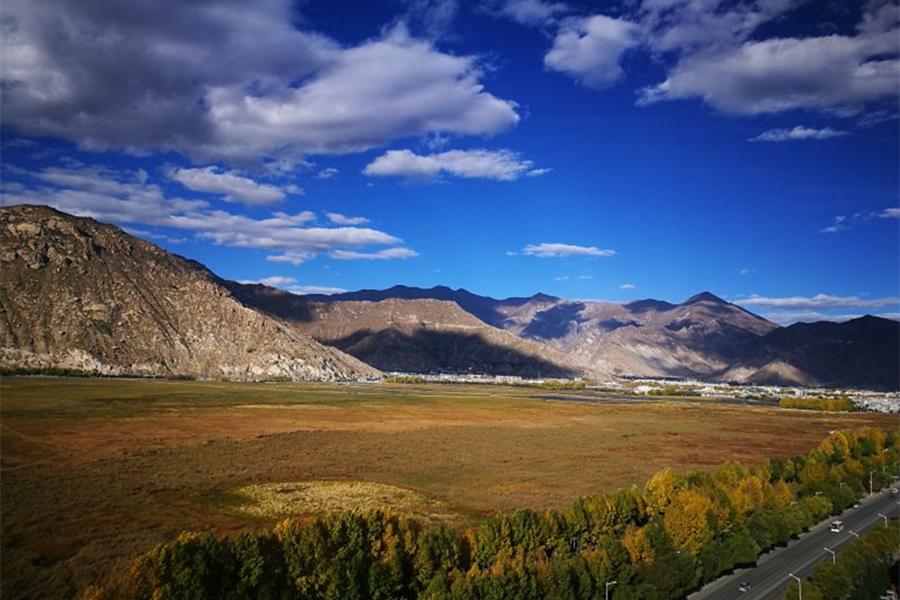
left=1, top=377, right=896, bottom=600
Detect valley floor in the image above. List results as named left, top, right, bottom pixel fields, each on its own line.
left=0, top=377, right=896, bottom=600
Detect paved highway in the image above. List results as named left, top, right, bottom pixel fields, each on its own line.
left=690, top=485, right=900, bottom=600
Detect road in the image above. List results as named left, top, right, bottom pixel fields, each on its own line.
left=690, top=485, right=900, bottom=600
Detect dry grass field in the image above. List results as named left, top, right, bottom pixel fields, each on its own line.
left=1, top=377, right=896, bottom=600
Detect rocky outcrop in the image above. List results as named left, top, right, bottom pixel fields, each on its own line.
left=0, top=205, right=379, bottom=381
left=228, top=282, right=585, bottom=378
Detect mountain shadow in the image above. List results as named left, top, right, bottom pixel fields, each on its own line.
left=325, top=328, right=580, bottom=378
left=741, top=315, right=900, bottom=390
left=222, top=280, right=314, bottom=323
left=522, top=303, right=587, bottom=340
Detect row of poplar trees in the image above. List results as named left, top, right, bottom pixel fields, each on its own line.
left=83, top=427, right=899, bottom=600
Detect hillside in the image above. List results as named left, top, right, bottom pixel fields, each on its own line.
left=310, top=286, right=780, bottom=380
left=725, top=316, right=900, bottom=390
left=307, top=286, right=899, bottom=390
left=0, top=205, right=379, bottom=381
left=229, top=282, right=584, bottom=378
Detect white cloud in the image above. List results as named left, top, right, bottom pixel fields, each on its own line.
left=578, top=275, right=594, bottom=280
left=486, top=0, right=570, bottom=26
left=526, top=167, right=553, bottom=177
left=326, top=212, right=371, bottom=225
left=639, top=29, right=900, bottom=115
left=881, top=207, right=900, bottom=218
left=522, top=242, right=616, bottom=257
left=1, top=2, right=519, bottom=165
left=238, top=276, right=297, bottom=287
left=1, top=162, right=410, bottom=266
left=364, top=148, right=541, bottom=181
left=749, top=126, right=849, bottom=142
left=757, top=310, right=900, bottom=326
left=738, top=268, right=755, bottom=276
left=329, top=248, right=419, bottom=260
left=819, top=214, right=848, bottom=234
left=638, top=0, right=806, bottom=55
left=544, top=15, right=639, bottom=89
left=286, top=285, right=348, bottom=296
left=619, top=283, right=635, bottom=289
left=170, top=167, right=288, bottom=206
left=738, top=293, right=900, bottom=311
left=316, top=168, right=339, bottom=180
left=554, top=276, right=571, bottom=281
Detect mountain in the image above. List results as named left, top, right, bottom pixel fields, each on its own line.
left=228, top=282, right=583, bottom=378
left=309, top=286, right=899, bottom=389
left=725, top=316, right=900, bottom=390
left=310, top=286, right=779, bottom=380
left=0, top=205, right=378, bottom=381
left=304, top=285, right=557, bottom=329
left=493, top=291, right=779, bottom=379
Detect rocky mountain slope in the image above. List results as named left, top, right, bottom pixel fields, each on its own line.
left=493, top=291, right=779, bottom=379
left=228, top=282, right=584, bottom=378
left=309, top=286, right=779, bottom=380
left=0, top=205, right=379, bottom=381
left=723, top=316, right=900, bottom=390
left=308, top=286, right=899, bottom=390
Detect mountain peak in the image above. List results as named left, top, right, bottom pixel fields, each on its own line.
left=684, top=291, right=728, bottom=305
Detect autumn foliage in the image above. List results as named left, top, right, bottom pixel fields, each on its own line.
left=82, top=427, right=899, bottom=600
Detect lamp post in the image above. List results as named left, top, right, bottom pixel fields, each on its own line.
left=789, top=573, right=802, bottom=600
left=869, top=470, right=876, bottom=496
left=824, top=547, right=835, bottom=564
left=848, top=530, right=859, bottom=538
left=605, top=580, right=617, bottom=600
left=877, top=512, right=888, bottom=526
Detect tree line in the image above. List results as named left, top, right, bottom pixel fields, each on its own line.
left=82, top=427, right=899, bottom=600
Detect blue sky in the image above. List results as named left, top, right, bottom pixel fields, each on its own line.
left=1, top=0, right=898, bottom=325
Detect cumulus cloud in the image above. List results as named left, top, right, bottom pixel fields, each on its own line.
left=0, top=162, right=412, bottom=266
left=169, top=167, right=290, bottom=205
left=329, top=248, right=420, bottom=260
left=738, top=293, right=900, bottom=310
left=364, top=149, right=542, bottom=181
left=0, top=2, right=519, bottom=165
left=738, top=268, right=755, bottom=275
left=881, top=207, right=900, bottom=218
left=544, top=15, right=639, bottom=89
left=619, top=283, right=635, bottom=289
left=749, top=126, right=849, bottom=142
left=522, top=242, right=616, bottom=257
left=638, top=0, right=806, bottom=55
left=316, top=168, right=339, bottom=180
left=639, top=29, right=900, bottom=115
left=326, top=212, right=371, bottom=226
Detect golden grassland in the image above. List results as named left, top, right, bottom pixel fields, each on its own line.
left=0, top=377, right=896, bottom=600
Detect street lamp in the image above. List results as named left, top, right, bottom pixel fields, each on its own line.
left=824, top=547, right=835, bottom=564
left=870, top=471, right=876, bottom=496
left=877, top=512, right=889, bottom=526
left=848, top=530, right=860, bottom=538
left=814, top=491, right=823, bottom=497
left=789, top=573, right=802, bottom=600
left=605, top=580, right=617, bottom=600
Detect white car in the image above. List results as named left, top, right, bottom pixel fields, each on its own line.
left=830, top=520, right=844, bottom=533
